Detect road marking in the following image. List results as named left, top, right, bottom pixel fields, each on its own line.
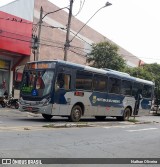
left=103, top=125, right=136, bottom=129
left=0, top=126, right=46, bottom=132
left=103, top=127, right=111, bottom=129
left=126, top=128, right=158, bottom=132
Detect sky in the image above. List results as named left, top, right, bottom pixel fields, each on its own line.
left=0, top=0, right=160, bottom=64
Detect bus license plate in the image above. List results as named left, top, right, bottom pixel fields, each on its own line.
left=27, top=107, right=33, bottom=111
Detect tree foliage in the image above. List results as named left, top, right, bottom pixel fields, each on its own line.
left=124, top=63, right=160, bottom=83
left=124, top=63, right=160, bottom=99
left=87, top=41, right=126, bottom=71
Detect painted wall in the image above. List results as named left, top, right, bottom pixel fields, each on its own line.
left=0, top=11, right=32, bottom=55
left=0, top=0, right=35, bottom=56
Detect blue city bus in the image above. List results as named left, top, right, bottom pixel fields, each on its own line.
left=19, top=60, right=155, bottom=122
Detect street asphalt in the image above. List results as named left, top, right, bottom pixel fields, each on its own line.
left=0, top=106, right=160, bottom=130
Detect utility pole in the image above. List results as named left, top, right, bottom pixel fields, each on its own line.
left=36, top=6, right=43, bottom=61
left=64, top=0, right=73, bottom=61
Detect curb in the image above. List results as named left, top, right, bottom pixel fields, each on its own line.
left=42, top=123, right=92, bottom=128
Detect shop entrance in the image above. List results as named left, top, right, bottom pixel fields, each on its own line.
left=0, top=60, right=10, bottom=97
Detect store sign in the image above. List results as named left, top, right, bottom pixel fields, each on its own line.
left=0, top=60, right=10, bottom=69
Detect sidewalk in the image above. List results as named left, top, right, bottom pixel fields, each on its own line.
left=0, top=107, right=160, bottom=128
left=132, top=112, right=160, bottom=123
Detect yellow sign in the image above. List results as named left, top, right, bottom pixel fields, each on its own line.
left=0, top=60, right=10, bottom=69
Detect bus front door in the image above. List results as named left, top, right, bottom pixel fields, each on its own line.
left=54, top=70, right=72, bottom=116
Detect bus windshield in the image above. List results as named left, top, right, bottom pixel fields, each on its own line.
left=21, top=69, right=54, bottom=97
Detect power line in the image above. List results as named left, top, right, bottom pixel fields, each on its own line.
left=73, top=0, right=85, bottom=17
left=40, top=42, right=64, bottom=50
left=70, top=44, right=92, bottom=51
left=40, top=25, right=92, bottom=47
left=0, top=16, right=66, bottom=33
left=0, top=31, right=78, bottom=50
left=40, top=42, right=87, bottom=55
left=0, top=16, right=39, bottom=34
left=0, top=31, right=88, bottom=57
left=0, top=16, right=93, bottom=47
left=0, top=29, right=31, bottom=38
left=42, top=24, right=67, bottom=31
left=0, top=34, right=31, bottom=43
left=69, top=30, right=92, bottom=46
left=40, top=36, right=91, bottom=55
left=68, top=48, right=87, bottom=58
left=1, top=31, right=160, bottom=62
left=40, top=38, right=65, bottom=45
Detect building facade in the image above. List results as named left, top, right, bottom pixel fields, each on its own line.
left=0, top=0, right=141, bottom=97
left=0, top=0, right=34, bottom=96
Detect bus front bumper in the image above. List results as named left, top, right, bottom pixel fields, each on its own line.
left=19, top=103, right=52, bottom=115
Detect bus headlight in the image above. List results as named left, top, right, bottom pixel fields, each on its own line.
left=42, top=98, right=51, bottom=106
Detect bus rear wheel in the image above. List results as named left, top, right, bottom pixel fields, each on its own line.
left=95, top=116, right=106, bottom=121
left=117, top=108, right=130, bottom=121
left=42, top=114, right=53, bottom=120
left=69, top=105, right=82, bottom=122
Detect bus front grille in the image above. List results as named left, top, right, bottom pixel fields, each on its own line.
left=22, top=106, right=39, bottom=112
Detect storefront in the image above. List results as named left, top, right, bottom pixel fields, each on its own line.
left=0, top=0, right=35, bottom=97
left=0, top=59, right=10, bottom=96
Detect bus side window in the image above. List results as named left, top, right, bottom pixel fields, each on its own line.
left=93, top=74, right=107, bottom=92
left=108, top=77, right=121, bottom=94
left=121, top=80, right=132, bottom=95
left=64, top=74, right=71, bottom=90
left=132, top=82, right=143, bottom=97
left=76, top=71, right=92, bottom=90
left=142, top=85, right=152, bottom=98
left=56, top=73, right=71, bottom=90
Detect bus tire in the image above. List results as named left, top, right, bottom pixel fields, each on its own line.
left=117, top=108, right=130, bottom=121
left=95, top=116, right=106, bottom=121
left=69, top=105, right=82, bottom=122
left=42, top=114, right=53, bottom=120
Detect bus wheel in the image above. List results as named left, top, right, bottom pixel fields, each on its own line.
left=42, top=114, right=53, bottom=120
left=95, top=116, right=106, bottom=121
left=70, top=105, right=82, bottom=122
left=117, top=108, right=130, bottom=121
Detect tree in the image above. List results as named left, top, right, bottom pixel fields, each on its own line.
left=123, top=66, right=153, bottom=81
left=124, top=63, right=160, bottom=83
left=124, top=63, right=160, bottom=100
left=87, top=41, right=126, bottom=71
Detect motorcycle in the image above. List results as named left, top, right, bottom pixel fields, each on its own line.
left=0, top=96, right=6, bottom=108
left=6, top=95, right=19, bottom=109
